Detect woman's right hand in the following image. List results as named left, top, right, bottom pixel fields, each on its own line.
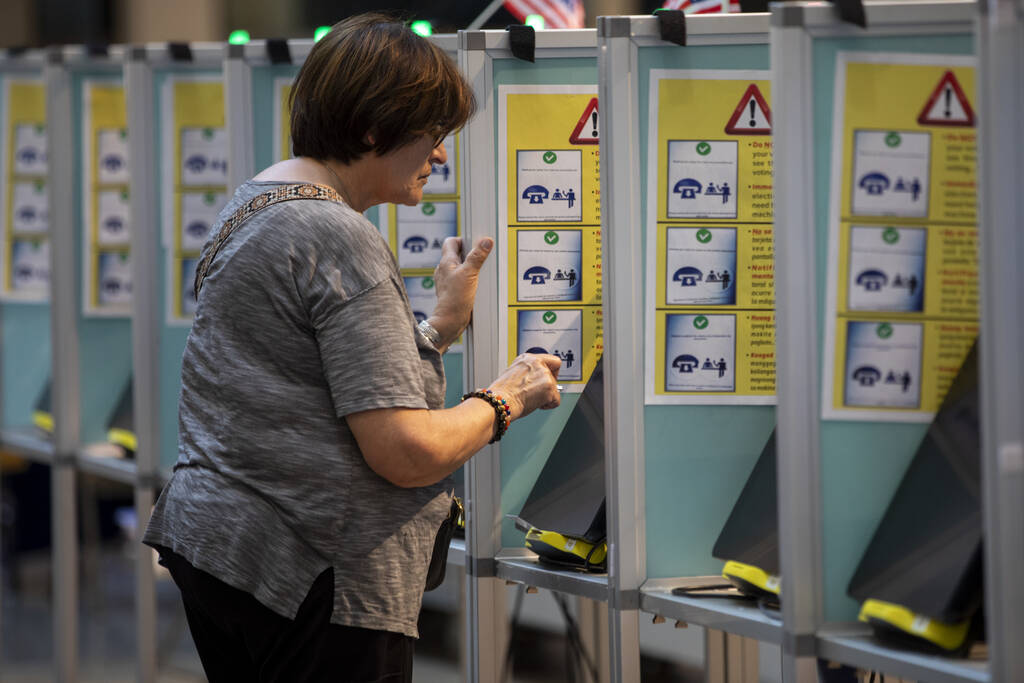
left=488, top=353, right=562, bottom=422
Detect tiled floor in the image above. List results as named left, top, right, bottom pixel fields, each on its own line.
left=1, top=542, right=700, bottom=682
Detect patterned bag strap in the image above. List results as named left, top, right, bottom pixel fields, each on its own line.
left=193, top=183, right=343, bottom=297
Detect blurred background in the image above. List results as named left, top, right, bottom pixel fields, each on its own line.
left=0, top=0, right=666, bottom=48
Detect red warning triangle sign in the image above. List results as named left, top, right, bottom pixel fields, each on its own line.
left=569, top=97, right=599, bottom=145
left=724, top=84, right=771, bottom=135
left=917, top=71, right=975, bottom=127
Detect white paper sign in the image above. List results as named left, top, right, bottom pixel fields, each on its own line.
left=666, top=140, right=738, bottom=219
left=516, top=229, right=583, bottom=302
left=404, top=275, right=439, bottom=323
left=847, top=226, right=926, bottom=312
left=843, top=321, right=923, bottom=409
left=516, top=150, right=583, bottom=222
left=10, top=239, right=50, bottom=292
left=664, top=314, right=736, bottom=392
left=396, top=201, right=457, bottom=269
left=181, top=258, right=198, bottom=316
left=97, top=190, right=131, bottom=245
left=181, top=191, right=226, bottom=251
left=180, top=127, right=228, bottom=186
left=11, top=182, right=48, bottom=234
left=97, top=128, right=130, bottom=184
left=665, top=227, right=737, bottom=306
left=851, top=131, right=930, bottom=218
left=13, top=123, right=47, bottom=176
left=423, top=133, right=456, bottom=195
left=516, top=308, right=583, bottom=381
left=97, top=252, right=133, bottom=306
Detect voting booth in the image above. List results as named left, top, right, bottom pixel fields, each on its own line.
left=771, top=2, right=993, bottom=681
left=122, top=41, right=228, bottom=681
left=0, top=50, right=52, bottom=456
left=597, top=13, right=779, bottom=681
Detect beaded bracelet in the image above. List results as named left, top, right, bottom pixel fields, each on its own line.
left=462, top=389, right=512, bottom=443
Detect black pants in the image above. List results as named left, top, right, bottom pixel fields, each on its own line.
left=157, top=547, right=414, bottom=683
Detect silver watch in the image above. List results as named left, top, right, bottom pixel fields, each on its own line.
left=417, top=319, right=443, bottom=349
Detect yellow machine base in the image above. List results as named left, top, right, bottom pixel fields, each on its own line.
left=721, top=560, right=781, bottom=599
left=32, top=411, right=54, bottom=434
left=859, top=598, right=970, bottom=652
left=525, top=527, right=607, bottom=572
left=107, top=428, right=138, bottom=452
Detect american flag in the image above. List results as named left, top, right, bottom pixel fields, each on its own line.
left=661, top=0, right=741, bottom=13
left=503, top=0, right=586, bottom=29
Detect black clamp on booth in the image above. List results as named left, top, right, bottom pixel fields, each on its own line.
left=654, top=9, right=687, bottom=47
left=266, top=39, right=292, bottom=65
left=831, top=0, right=867, bottom=28
left=168, top=42, right=193, bottom=62
left=505, top=24, right=535, bottom=63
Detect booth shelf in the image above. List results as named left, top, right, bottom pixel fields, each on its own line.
left=640, top=579, right=784, bottom=644
left=817, top=625, right=989, bottom=683
left=76, top=443, right=136, bottom=485
left=495, top=551, right=609, bottom=602
left=0, top=426, right=55, bottom=464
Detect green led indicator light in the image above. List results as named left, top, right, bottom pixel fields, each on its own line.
left=314, top=26, right=331, bottom=42
left=410, top=20, right=433, bottom=37
left=525, top=14, right=545, bottom=30
left=228, top=29, right=251, bottom=45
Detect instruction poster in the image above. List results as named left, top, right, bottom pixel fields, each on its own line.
left=2, top=77, right=49, bottom=300
left=161, top=76, right=227, bottom=323
left=83, top=80, right=131, bottom=314
left=378, top=134, right=463, bottom=351
left=274, top=78, right=293, bottom=162
left=822, top=54, right=979, bottom=421
left=646, top=71, right=776, bottom=405
left=499, top=86, right=602, bottom=391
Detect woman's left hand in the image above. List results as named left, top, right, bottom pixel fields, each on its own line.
left=428, top=236, right=493, bottom=348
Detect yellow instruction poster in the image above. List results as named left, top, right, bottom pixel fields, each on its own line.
left=2, top=77, right=49, bottom=300
left=274, top=78, right=293, bottom=162
left=645, top=71, right=776, bottom=405
left=498, top=86, right=602, bottom=390
left=822, top=54, right=978, bottom=422
left=161, top=76, right=227, bottom=323
left=83, top=80, right=131, bottom=314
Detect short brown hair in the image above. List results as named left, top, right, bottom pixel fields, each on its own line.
left=289, top=13, right=475, bottom=163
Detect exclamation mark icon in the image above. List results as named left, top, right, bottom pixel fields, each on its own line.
left=749, top=99, right=757, bottom=127
left=944, top=86, right=952, bottom=118
left=591, top=111, right=598, bottom=138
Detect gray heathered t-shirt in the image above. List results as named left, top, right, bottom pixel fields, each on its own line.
left=143, top=181, right=451, bottom=639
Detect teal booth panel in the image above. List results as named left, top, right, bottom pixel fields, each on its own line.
left=443, top=353, right=463, bottom=408
left=157, top=264, right=190, bottom=470
left=636, top=44, right=777, bottom=578
left=810, top=35, right=974, bottom=621
left=1, top=70, right=51, bottom=430
left=1, top=304, right=51, bottom=428
left=491, top=56, right=597, bottom=547
left=72, top=71, right=134, bottom=446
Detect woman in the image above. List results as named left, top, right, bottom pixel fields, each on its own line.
left=143, top=14, right=561, bottom=682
